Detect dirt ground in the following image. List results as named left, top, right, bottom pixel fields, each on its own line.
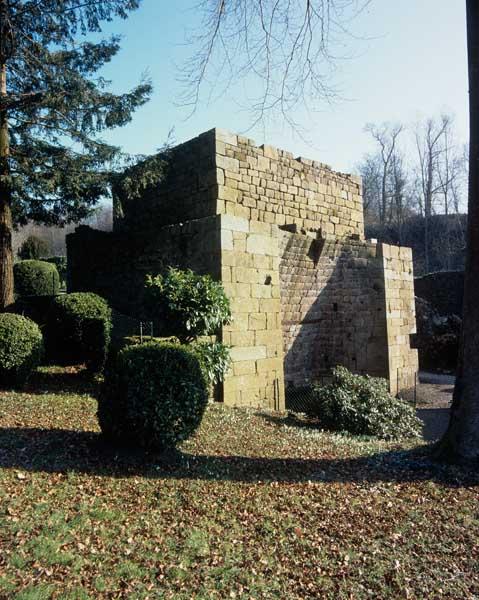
left=416, top=372, right=454, bottom=441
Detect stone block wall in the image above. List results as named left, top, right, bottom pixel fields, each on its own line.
left=67, top=218, right=221, bottom=316
left=114, top=128, right=364, bottom=240
left=279, top=232, right=388, bottom=387
left=68, top=215, right=286, bottom=410
left=214, top=130, right=364, bottom=238
left=113, top=131, right=218, bottom=232
left=69, top=127, right=419, bottom=408
left=381, top=244, right=419, bottom=396
left=219, top=215, right=285, bottom=409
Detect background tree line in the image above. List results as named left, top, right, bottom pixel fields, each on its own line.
left=357, top=115, right=468, bottom=276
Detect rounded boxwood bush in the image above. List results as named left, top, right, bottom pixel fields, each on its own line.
left=309, top=366, right=421, bottom=440
left=14, top=260, right=60, bottom=297
left=0, top=313, right=43, bottom=387
left=44, top=256, right=67, bottom=287
left=46, top=292, right=112, bottom=372
left=98, top=342, right=209, bottom=450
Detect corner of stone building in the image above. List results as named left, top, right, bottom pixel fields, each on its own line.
left=216, top=213, right=286, bottom=411
left=379, top=242, right=419, bottom=397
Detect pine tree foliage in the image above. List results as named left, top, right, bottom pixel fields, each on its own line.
left=5, top=0, right=151, bottom=226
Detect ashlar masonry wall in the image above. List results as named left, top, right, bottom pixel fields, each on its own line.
left=214, top=130, right=364, bottom=238
left=382, top=244, right=418, bottom=396
left=69, top=127, right=418, bottom=409
left=279, top=233, right=389, bottom=387
left=219, top=215, right=284, bottom=409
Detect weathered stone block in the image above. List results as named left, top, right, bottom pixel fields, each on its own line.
left=230, top=346, right=268, bottom=362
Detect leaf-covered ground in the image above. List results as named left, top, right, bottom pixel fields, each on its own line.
left=0, top=367, right=478, bottom=599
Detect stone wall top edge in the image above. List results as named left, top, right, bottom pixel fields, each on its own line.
left=379, top=242, right=414, bottom=251
left=209, top=127, right=361, bottom=184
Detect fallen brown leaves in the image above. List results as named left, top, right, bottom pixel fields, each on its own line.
left=0, top=367, right=478, bottom=599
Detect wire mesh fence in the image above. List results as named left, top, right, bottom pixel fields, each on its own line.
left=111, top=309, right=155, bottom=343
left=285, top=373, right=334, bottom=413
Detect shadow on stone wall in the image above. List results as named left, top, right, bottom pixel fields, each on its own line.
left=280, top=233, right=388, bottom=389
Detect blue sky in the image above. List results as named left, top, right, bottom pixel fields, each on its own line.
left=98, top=0, right=468, bottom=173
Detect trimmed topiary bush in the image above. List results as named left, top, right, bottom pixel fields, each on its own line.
left=98, top=342, right=209, bottom=450
left=14, top=260, right=60, bottom=298
left=309, top=366, right=421, bottom=440
left=44, top=257, right=67, bottom=288
left=0, top=313, right=43, bottom=388
left=46, top=292, right=112, bottom=372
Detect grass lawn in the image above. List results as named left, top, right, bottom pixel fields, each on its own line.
left=0, top=367, right=478, bottom=599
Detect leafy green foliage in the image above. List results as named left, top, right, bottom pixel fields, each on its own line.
left=310, top=367, right=422, bottom=440
left=44, top=257, right=67, bottom=287
left=7, top=0, right=150, bottom=227
left=143, top=268, right=232, bottom=342
left=112, top=336, right=230, bottom=388
left=46, top=293, right=111, bottom=372
left=17, top=236, right=50, bottom=260
left=0, top=313, right=43, bottom=387
left=112, top=152, right=170, bottom=222
left=98, top=342, right=208, bottom=450
left=14, top=260, right=60, bottom=297
left=190, top=341, right=232, bottom=386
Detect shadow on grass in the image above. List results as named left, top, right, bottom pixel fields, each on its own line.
left=0, top=426, right=477, bottom=487
left=416, top=408, right=451, bottom=442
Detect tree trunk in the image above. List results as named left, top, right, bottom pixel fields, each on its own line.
left=437, top=0, right=479, bottom=462
left=0, top=60, right=14, bottom=309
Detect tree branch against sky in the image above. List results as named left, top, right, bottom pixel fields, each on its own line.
left=181, top=0, right=372, bottom=129
left=0, top=0, right=150, bottom=307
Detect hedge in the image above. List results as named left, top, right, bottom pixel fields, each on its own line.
left=14, top=260, right=60, bottom=297
left=0, top=313, right=43, bottom=388
left=98, top=342, right=208, bottom=450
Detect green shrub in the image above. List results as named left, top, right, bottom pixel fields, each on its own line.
left=5, top=296, right=55, bottom=328
left=46, top=292, right=112, bottom=372
left=143, top=268, right=232, bottom=342
left=14, top=260, right=60, bottom=297
left=111, top=336, right=230, bottom=388
left=44, top=257, right=67, bottom=287
left=190, top=341, right=231, bottom=386
left=0, top=313, right=43, bottom=387
left=17, top=235, right=50, bottom=260
left=98, top=342, right=208, bottom=450
left=309, top=366, right=421, bottom=440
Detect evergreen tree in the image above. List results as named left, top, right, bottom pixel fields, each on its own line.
left=0, top=0, right=150, bottom=307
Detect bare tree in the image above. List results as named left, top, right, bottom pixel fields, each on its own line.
left=390, top=151, right=409, bottom=245
left=364, top=123, right=404, bottom=227
left=414, top=115, right=452, bottom=273
left=357, top=153, right=382, bottom=223
left=182, top=0, right=371, bottom=127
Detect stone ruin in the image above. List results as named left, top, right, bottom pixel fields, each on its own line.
left=68, top=128, right=419, bottom=410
